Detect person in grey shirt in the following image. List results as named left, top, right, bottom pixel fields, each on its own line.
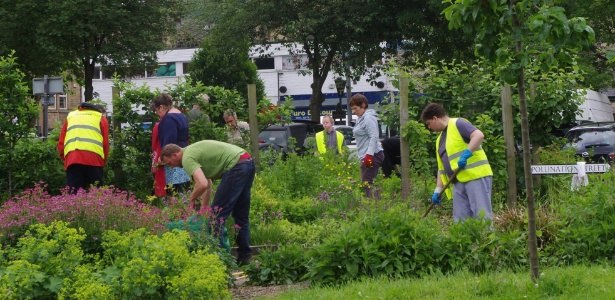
left=350, top=93, right=384, bottom=198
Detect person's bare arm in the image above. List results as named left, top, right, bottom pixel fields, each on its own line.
left=467, top=129, right=485, bottom=152
left=190, top=168, right=209, bottom=208
left=200, top=179, right=213, bottom=208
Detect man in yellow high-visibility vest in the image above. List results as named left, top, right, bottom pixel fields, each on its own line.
left=421, top=103, right=493, bottom=221
left=57, top=102, right=109, bottom=194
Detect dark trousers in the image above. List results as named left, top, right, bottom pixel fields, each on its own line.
left=66, top=164, right=104, bottom=194
left=360, top=151, right=385, bottom=198
left=211, top=160, right=256, bottom=257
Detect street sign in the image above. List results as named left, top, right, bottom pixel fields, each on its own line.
left=530, top=164, right=610, bottom=175
left=32, top=77, right=64, bottom=95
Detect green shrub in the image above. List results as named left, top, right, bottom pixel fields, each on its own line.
left=304, top=206, right=445, bottom=285
left=445, top=218, right=527, bottom=273
left=100, top=228, right=230, bottom=298
left=0, top=185, right=167, bottom=254
left=548, top=172, right=615, bottom=264
left=245, top=244, right=308, bottom=286
left=279, top=196, right=320, bottom=223
left=0, top=137, right=65, bottom=200
left=0, top=221, right=86, bottom=298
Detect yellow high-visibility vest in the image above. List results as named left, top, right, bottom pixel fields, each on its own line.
left=436, top=118, right=492, bottom=199
left=316, top=130, right=344, bottom=154
left=64, top=109, right=104, bottom=158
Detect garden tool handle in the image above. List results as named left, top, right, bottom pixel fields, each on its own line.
left=422, top=168, right=461, bottom=218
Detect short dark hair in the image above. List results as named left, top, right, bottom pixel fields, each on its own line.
left=150, top=93, right=173, bottom=111
left=161, top=143, right=182, bottom=158
left=349, top=93, right=368, bottom=109
left=420, top=103, right=447, bottom=122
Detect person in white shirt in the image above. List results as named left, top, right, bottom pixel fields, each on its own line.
left=224, top=110, right=250, bottom=147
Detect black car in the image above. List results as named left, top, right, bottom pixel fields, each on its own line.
left=258, top=121, right=323, bottom=156
left=564, top=122, right=615, bottom=163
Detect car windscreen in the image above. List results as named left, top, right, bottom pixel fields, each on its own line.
left=566, top=128, right=615, bottom=149
left=258, top=130, right=288, bottom=147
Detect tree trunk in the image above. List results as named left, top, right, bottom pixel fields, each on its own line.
left=516, top=42, right=540, bottom=281
left=83, top=58, right=95, bottom=101
left=501, top=84, right=517, bottom=207
left=309, top=71, right=325, bottom=122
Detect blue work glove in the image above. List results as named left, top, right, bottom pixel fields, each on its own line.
left=431, top=192, right=441, bottom=205
left=458, top=149, right=473, bottom=169
left=431, top=187, right=443, bottom=205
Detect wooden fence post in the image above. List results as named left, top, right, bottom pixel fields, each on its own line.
left=501, top=83, right=517, bottom=207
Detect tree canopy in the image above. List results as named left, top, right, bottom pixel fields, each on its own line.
left=0, top=0, right=182, bottom=100
left=188, top=33, right=266, bottom=103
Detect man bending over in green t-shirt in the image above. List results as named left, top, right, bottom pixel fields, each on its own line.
left=161, top=140, right=256, bottom=266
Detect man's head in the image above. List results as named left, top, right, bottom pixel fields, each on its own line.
left=322, top=115, right=334, bottom=132
left=160, top=143, right=183, bottom=167
left=421, top=103, right=449, bottom=132
left=223, top=110, right=238, bottom=129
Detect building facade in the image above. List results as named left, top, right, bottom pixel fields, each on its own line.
left=88, top=44, right=397, bottom=122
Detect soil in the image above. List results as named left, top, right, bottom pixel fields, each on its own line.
left=231, top=282, right=309, bottom=299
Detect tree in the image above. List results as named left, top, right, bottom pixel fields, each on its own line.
left=0, top=52, right=39, bottom=197
left=188, top=34, right=266, bottom=103
left=212, top=0, right=405, bottom=122
left=396, top=0, right=477, bottom=64
left=558, top=0, right=615, bottom=87
left=443, top=0, right=594, bottom=280
left=0, top=0, right=182, bottom=101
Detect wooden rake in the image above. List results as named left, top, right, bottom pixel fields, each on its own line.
left=422, top=168, right=461, bottom=218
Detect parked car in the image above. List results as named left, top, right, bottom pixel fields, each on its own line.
left=258, top=121, right=323, bottom=156
left=564, top=122, right=615, bottom=163
left=333, top=125, right=355, bottom=147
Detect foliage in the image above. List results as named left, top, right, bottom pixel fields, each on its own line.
left=558, top=0, right=615, bottom=88
left=0, top=0, right=182, bottom=100
left=0, top=137, right=65, bottom=201
left=271, top=265, right=615, bottom=300
left=245, top=244, right=308, bottom=286
left=548, top=171, right=615, bottom=264
left=301, top=206, right=530, bottom=285
left=100, top=228, right=230, bottom=298
left=0, top=222, right=230, bottom=299
left=0, top=52, right=38, bottom=198
left=443, top=1, right=595, bottom=84
left=188, top=34, right=266, bottom=101
left=0, top=221, right=85, bottom=299
left=0, top=184, right=168, bottom=254
left=213, top=0, right=405, bottom=121
left=399, top=120, right=434, bottom=176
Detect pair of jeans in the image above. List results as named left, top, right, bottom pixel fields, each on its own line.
left=211, top=159, right=256, bottom=257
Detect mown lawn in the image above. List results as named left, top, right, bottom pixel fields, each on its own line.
left=264, top=264, right=615, bottom=299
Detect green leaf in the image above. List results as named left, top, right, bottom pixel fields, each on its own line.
left=43, top=276, right=63, bottom=292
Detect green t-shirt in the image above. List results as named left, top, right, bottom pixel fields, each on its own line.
left=182, top=140, right=245, bottom=180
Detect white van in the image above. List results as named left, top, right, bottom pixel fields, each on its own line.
left=576, top=90, right=614, bottom=123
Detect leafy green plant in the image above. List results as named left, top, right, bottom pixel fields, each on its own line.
left=0, top=52, right=39, bottom=198
left=100, top=228, right=230, bottom=298
left=245, top=244, right=308, bottom=286
left=0, top=137, right=65, bottom=200
left=0, top=221, right=86, bottom=298
left=0, top=184, right=168, bottom=254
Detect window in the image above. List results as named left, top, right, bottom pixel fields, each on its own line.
left=93, top=67, right=101, bottom=79
left=58, top=95, right=67, bottom=109
left=148, top=63, right=177, bottom=77
left=182, top=62, right=190, bottom=75
left=254, top=57, right=274, bottom=70
left=282, top=55, right=308, bottom=70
